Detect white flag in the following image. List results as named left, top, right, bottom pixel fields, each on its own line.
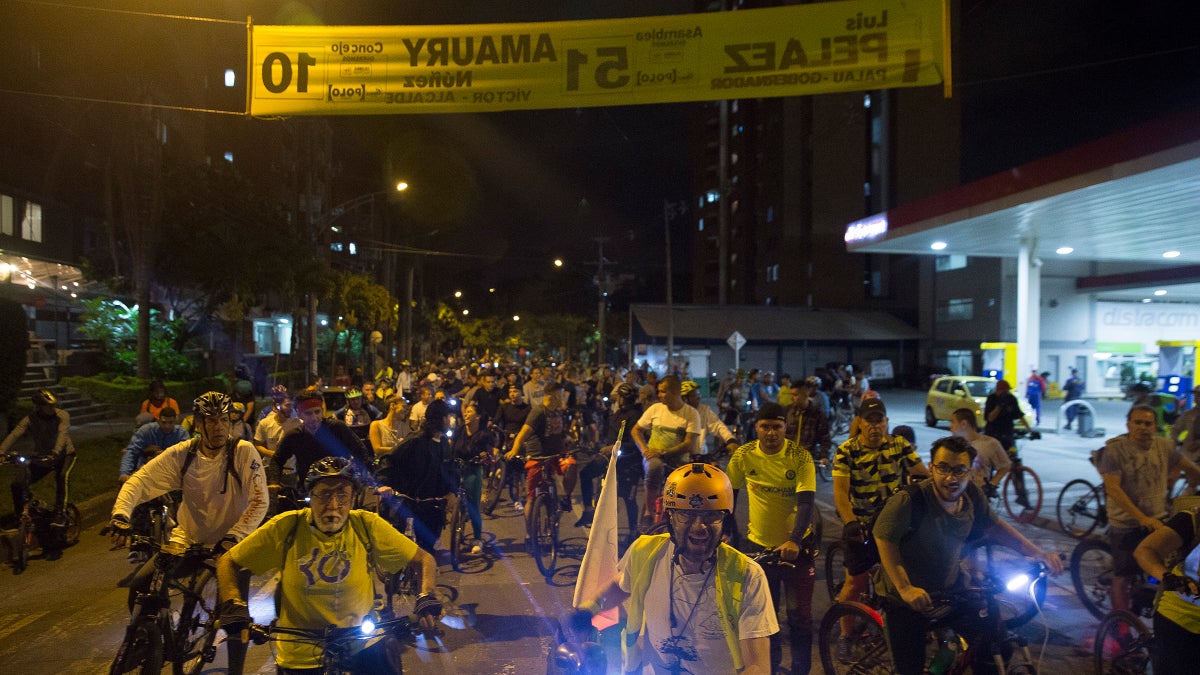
left=572, top=426, right=623, bottom=630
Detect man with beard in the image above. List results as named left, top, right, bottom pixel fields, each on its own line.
left=273, top=388, right=372, bottom=496
left=109, top=392, right=269, bottom=674
left=216, top=457, right=440, bottom=674
left=574, top=463, right=776, bottom=674
left=872, top=436, right=1062, bottom=675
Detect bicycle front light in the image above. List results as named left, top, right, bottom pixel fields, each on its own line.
left=1005, top=573, right=1030, bottom=592
left=360, top=618, right=376, bottom=635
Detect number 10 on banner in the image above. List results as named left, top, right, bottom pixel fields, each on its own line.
left=259, top=51, right=319, bottom=95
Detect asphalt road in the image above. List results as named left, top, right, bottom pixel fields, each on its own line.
left=0, top=389, right=1133, bottom=673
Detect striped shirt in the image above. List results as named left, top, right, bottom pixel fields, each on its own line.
left=832, top=435, right=923, bottom=523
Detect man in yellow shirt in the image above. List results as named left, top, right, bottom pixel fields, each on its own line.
left=216, top=457, right=440, bottom=673
left=727, top=402, right=817, bottom=675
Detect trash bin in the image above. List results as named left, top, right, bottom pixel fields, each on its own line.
left=1077, top=406, right=1093, bottom=437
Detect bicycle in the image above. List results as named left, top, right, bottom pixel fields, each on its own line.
left=1000, top=432, right=1044, bottom=521
left=480, top=445, right=507, bottom=515
left=1056, top=478, right=1107, bottom=539
left=1092, top=609, right=1153, bottom=675
left=109, top=536, right=219, bottom=675
left=446, top=459, right=482, bottom=572
left=245, top=613, right=427, bottom=675
left=1069, top=536, right=1159, bottom=621
left=817, top=557, right=1052, bottom=675
left=527, top=455, right=567, bottom=577
left=830, top=393, right=854, bottom=437
left=5, top=452, right=81, bottom=574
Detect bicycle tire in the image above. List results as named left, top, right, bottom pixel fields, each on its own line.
left=1071, top=538, right=1115, bottom=620
left=173, top=568, right=218, bottom=675
left=449, top=499, right=471, bottom=572
left=817, top=601, right=890, bottom=675
left=110, top=617, right=163, bottom=674
left=963, top=542, right=1046, bottom=629
left=507, top=463, right=523, bottom=504
left=1057, top=479, right=1104, bottom=539
left=824, top=540, right=847, bottom=600
left=1093, top=609, right=1151, bottom=675
left=1002, top=465, right=1043, bottom=521
left=13, top=516, right=31, bottom=574
left=530, top=494, right=558, bottom=577
left=62, top=503, right=82, bottom=545
left=481, top=458, right=506, bottom=515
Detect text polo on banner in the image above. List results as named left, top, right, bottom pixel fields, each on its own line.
left=249, top=0, right=944, bottom=116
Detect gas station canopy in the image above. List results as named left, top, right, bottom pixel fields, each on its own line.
left=844, top=107, right=1200, bottom=301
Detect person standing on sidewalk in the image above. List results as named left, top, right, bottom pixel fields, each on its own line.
left=1063, top=368, right=1086, bottom=430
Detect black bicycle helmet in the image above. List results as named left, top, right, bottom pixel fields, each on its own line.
left=193, top=391, right=233, bottom=418
left=304, top=456, right=361, bottom=492
left=616, top=383, right=637, bottom=400
left=32, top=388, right=57, bottom=406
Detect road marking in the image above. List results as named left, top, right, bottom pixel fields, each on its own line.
left=0, top=611, right=49, bottom=641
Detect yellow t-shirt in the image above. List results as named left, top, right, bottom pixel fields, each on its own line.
left=727, top=439, right=816, bottom=548
left=229, top=509, right=419, bottom=669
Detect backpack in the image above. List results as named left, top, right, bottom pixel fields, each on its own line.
left=898, top=480, right=990, bottom=546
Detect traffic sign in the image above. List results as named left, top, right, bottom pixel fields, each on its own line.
left=727, top=331, right=746, bottom=351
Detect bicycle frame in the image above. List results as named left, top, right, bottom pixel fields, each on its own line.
left=251, top=614, right=418, bottom=674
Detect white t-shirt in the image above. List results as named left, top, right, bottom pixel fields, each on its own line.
left=617, top=541, right=778, bottom=674
left=970, top=433, right=1011, bottom=487
left=637, top=403, right=702, bottom=453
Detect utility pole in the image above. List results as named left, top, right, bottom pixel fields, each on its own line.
left=586, top=237, right=613, bottom=366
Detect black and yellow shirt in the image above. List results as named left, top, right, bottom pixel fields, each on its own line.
left=833, top=435, right=922, bottom=523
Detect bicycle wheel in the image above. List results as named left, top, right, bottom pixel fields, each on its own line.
left=507, top=463, right=523, bottom=504
left=1071, top=538, right=1115, bottom=620
left=530, top=494, right=559, bottom=577
left=963, top=542, right=1046, bottom=629
left=1057, top=479, right=1104, bottom=539
left=449, top=499, right=471, bottom=572
left=1002, top=465, right=1043, bottom=521
left=481, top=458, right=506, bottom=515
left=824, top=540, right=847, bottom=600
left=62, top=503, right=82, bottom=545
left=173, top=568, right=218, bottom=675
left=110, top=617, right=163, bottom=674
left=817, top=601, right=890, bottom=675
left=13, top=517, right=31, bottom=574
left=1093, top=609, right=1151, bottom=675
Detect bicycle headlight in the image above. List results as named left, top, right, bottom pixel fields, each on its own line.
left=360, top=618, right=376, bottom=635
left=1005, top=573, right=1030, bottom=592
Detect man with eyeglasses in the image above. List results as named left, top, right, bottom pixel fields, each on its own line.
left=574, top=463, right=776, bottom=674
left=728, top=402, right=817, bottom=675
left=872, top=436, right=1062, bottom=675
left=831, top=398, right=929, bottom=617
left=217, top=456, right=440, bottom=674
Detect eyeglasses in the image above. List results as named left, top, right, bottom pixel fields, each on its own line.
left=310, top=490, right=354, bottom=505
left=669, top=510, right=726, bottom=527
left=931, top=463, right=972, bottom=478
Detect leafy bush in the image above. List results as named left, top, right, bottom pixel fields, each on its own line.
left=77, top=298, right=199, bottom=379
left=62, top=375, right=226, bottom=410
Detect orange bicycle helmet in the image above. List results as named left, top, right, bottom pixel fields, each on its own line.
left=662, top=463, right=733, bottom=512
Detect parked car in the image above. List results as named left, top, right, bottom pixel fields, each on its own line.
left=924, top=375, right=1033, bottom=429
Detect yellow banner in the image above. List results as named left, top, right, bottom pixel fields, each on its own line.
left=249, top=1, right=943, bottom=116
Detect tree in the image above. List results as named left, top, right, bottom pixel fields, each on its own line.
left=0, top=298, right=29, bottom=431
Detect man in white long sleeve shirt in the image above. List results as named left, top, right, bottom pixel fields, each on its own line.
left=109, top=391, right=268, bottom=675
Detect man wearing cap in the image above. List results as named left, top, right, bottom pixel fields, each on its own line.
left=681, top=380, right=740, bottom=459
left=832, top=398, right=929, bottom=611
left=1063, top=368, right=1086, bottom=430
left=728, top=402, right=817, bottom=675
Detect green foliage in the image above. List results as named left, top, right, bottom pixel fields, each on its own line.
left=77, top=298, right=198, bottom=379
left=62, top=375, right=226, bottom=409
left=0, top=298, right=29, bottom=424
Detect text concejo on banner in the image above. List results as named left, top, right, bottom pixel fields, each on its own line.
left=249, top=0, right=944, bottom=116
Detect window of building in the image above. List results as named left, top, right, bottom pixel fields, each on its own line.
left=697, top=218, right=704, bottom=232
left=224, top=68, right=237, bottom=87
left=936, top=298, right=974, bottom=322
left=330, top=242, right=344, bottom=252
left=1, top=194, right=12, bottom=236
left=224, top=151, right=234, bottom=163
left=766, top=206, right=774, bottom=223
left=935, top=255, right=968, bottom=271
left=705, top=190, right=720, bottom=203
left=19, top=201, right=42, bottom=242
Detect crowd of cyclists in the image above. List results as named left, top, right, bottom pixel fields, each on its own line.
left=5, top=353, right=1199, bottom=673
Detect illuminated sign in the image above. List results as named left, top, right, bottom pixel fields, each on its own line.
left=844, top=214, right=888, bottom=243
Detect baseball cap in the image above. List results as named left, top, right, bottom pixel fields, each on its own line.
left=859, top=398, right=887, bottom=421
left=755, top=402, right=787, bottom=422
